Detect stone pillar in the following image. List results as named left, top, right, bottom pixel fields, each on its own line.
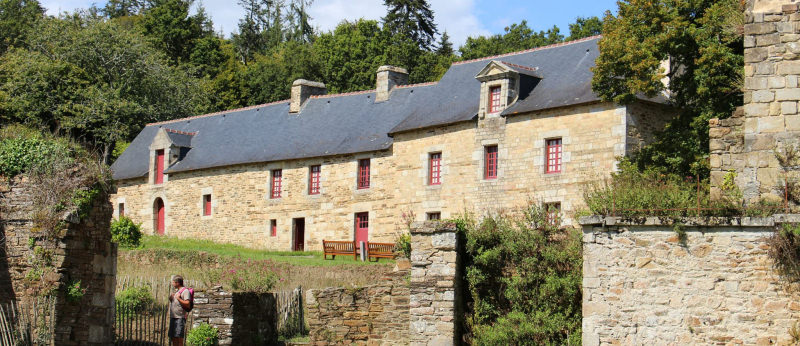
left=711, top=0, right=800, bottom=203
left=409, top=221, right=461, bottom=346
left=375, top=65, right=408, bottom=102
left=289, top=79, right=326, bottom=113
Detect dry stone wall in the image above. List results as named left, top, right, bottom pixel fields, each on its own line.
left=305, top=270, right=411, bottom=345
left=0, top=176, right=116, bottom=345
left=191, top=286, right=278, bottom=345
left=581, top=216, right=800, bottom=345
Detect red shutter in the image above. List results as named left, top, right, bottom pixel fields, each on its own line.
left=485, top=146, right=498, bottom=179
left=489, top=86, right=501, bottom=113
left=155, top=149, right=165, bottom=184
left=271, top=169, right=282, bottom=199
left=429, top=153, right=441, bottom=185
left=309, top=165, right=321, bottom=195
left=357, top=159, right=370, bottom=189
left=546, top=138, right=562, bottom=173
left=203, top=195, right=211, bottom=216
left=270, top=219, right=277, bottom=237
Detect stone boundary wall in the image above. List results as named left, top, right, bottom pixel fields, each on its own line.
left=191, top=286, right=278, bottom=345
left=580, top=215, right=800, bottom=345
left=0, top=176, right=116, bottom=345
left=409, top=221, right=462, bottom=346
left=305, top=270, right=411, bottom=345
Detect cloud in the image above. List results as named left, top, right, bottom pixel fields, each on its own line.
left=429, top=0, right=489, bottom=46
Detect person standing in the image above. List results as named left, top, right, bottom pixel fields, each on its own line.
left=168, top=275, right=191, bottom=346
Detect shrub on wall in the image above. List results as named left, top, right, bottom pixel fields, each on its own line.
left=187, top=323, right=219, bottom=346
left=115, top=285, right=155, bottom=314
left=768, top=223, right=800, bottom=282
left=454, top=204, right=582, bottom=345
left=111, top=216, right=143, bottom=248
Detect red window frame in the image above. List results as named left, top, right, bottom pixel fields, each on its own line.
left=429, top=153, right=442, bottom=185
left=309, top=165, right=321, bottom=195
left=357, top=159, right=370, bottom=189
left=271, top=169, right=282, bottom=199
left=545, top=202, right=561, bottom=226
left=488, top=86, right=501, bottom=113
left=270, top=219, right=277, bottom=237
left=154, top=149, right=165, bottom=184
left=546, top=138, right=562, bottom=174
left=118, top=203, right=125, bottom=217
left=203, top=194, right=211, bottom=216
left=485, top=145, right=498, bottom=179
left=427, top=212, right=441, bottom=220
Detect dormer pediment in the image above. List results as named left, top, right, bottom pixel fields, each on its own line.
left=476, top=61, right=540, bottom=118
left=475, top=61, right=517, bottom=82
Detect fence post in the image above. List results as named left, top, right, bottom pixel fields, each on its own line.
left=696, top=176, right=701, bottom=217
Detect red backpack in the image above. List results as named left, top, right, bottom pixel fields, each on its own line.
left=178, top=287, right=195, bottom=312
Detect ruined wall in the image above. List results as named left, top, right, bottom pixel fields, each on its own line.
left=305, top=270, right=410, bottom=345
left=0, top=176, right=116, bottom=345
left=711, top=2, right=800, bottom=203
left=191, top=286, right=278, bottom=345
left=581, top=216, right=800, bottom=345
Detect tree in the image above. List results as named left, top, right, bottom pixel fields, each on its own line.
left=139, top=0, right=210, bottom=64
left=243, top=41, right=321, bottom=104
left=435, top=31, right=453, bottom=56
left=285, top=0, right=314, bottom=43
left=591, top=0, right=744, bottom=177
left=0, top=16, right=212, bottom=163
left=459, top=21, right=563, bottom=60
left=233, top=0, right=285, bottom=64
left=382, top=0, right=437, bottom=50
left=0, top=0, right=44, bottom=54
left=567, top=16, right=602, bottom=41
left=102, top=0, right=146, bottom=18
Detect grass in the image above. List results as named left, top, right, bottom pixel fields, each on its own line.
left=137, top=235, right=392, bottom=267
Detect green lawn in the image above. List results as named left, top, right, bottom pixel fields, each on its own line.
left=135, top=235, right=392, bottom=267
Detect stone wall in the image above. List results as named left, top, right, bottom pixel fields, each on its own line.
left=305, top=270, right=410, bottom=345
left=409, top=221, right=462, bottom=346
left=711, top=2, right=800, bottom=203
left=581, top=215, right=800, bottom=345
left=192, top=286, right=278, bottom=345
left=0, top=176, right=116, bottom=345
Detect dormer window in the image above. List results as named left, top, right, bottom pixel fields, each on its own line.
left=154, top=149, right=165, bottom=185
left=489, top=86, right=502, bottom=113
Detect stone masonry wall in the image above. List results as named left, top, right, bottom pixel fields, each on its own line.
left=305, top=270, right=410, bottom=345
left=409, top=221, right=462, bottom=346
left=0, top=176, right=116, bottom=345
left=711, top=1, right=800, bottom=203
left=581, top=216, right=800, bottom=345
left=192, top=286, right=278, bottom=345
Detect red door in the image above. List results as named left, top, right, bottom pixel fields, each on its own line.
left=155, top=149, right=165, bottom=184
left=293, top=218, right=305, bottom=251
left=154, top=198, right=165, bottom=235
left=355, top=213, right=369, bottom=248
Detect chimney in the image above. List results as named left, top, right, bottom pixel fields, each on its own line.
left=375, top=65, right=408, bottom=102
left=290, top=79, right=326, bottom=113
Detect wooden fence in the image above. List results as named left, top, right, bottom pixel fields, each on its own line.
left=276, top=286, right=305, bottom=338
left=0, top=297, right=56, bottom=346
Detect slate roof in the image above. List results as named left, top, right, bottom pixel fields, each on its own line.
left=111, top=36, right=628, bottom=180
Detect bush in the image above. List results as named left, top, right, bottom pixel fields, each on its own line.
left=768, top=223, right=800, bottom=282
left=111, top=217, right=143, bottom=248
left=205, top=261, right=278, bottom=293
left=115, top=285, right=155, bottom=314
left=187, top=323, right=219, bottom=346
left=395, top=233, right=411, bottom=259
left=455, top=204, right=582, bottom=345
left=65, top=280, right=85, bottom=303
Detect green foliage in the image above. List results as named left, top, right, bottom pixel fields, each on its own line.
left=205, top=260, right=278, bottom=293
left=0, top=0, right=44, bottom=54
left=768, top=224, right=800, bottom=282
left=459, top=20, right=563, bottom=60
left=111, top=216, right=143, bottom=248
left=592, top=0, right=744, bottom=177
left=115, top=285, right=155, bottom=314
left=186, top=323, right=219, bottom=346
left=567, top=16, right=603, bottom=41
left=456, top=204, right=582, bottom=345
left=0, top=135, right=70, bottom=178
left=382, top=0, right=438, bottom=50
left=65, top=280, right=85, bottom=303
left=395, top=233, right=411, bottom=259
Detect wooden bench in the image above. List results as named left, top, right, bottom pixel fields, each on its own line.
left=366, top=242, right=396, bottom=262
left=322, top=240, right=357, bottom=260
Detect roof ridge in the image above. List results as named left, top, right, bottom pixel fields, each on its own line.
left=310, top=89, right=375, bottom=99
left=148, top=99, right=291, bottom=126
left=396, top=81, right=437, bottom=89
left=164, top=128, right=197, bottom=136
left=498, top=61, right=538, bottom=72
left=452, top=35, right=602, bottom=66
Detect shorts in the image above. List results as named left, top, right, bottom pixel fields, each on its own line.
left=168, top=318, right=186, bottom=338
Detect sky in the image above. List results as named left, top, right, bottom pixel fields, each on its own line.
left=39, top=0, right=619, bottom=47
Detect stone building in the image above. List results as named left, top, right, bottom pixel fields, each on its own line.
left=110, top=37, right=674, bottom=251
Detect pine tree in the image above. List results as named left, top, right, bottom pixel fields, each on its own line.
left=435, top=31, right=453, bottom=56
left=382, top=0, right=438, bottom=50
left=102, top=0, right=146, bottom=18
left=0, top=0, right=44, bottom=53
left=286, top=0, right=313, bottom=43
left=233, top=0, right=285, bottom=64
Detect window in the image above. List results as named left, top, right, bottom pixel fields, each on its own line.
left=271, top=169, right=282, bottom=199
left=154, top=149, right=165, bottom=184
left=546, top=138, right=562, bottom=174
left=488, top=86, right=501, bottom=113
left=484, top=145, right=498, bottom=179
left=429, top=153, right=442, bottom=185
left=357, top=159, right=370, bottom=189
left=545, top=202, right=561, bottom=226
left=118, top=203, right=125, bottom=217
left=270, top=219, right=277, bottom=237
left=309, top=165, right=321, bottom=195
left=427, top=212, right=441, bottom=220
left=203, top=194, right=211, bottom=216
